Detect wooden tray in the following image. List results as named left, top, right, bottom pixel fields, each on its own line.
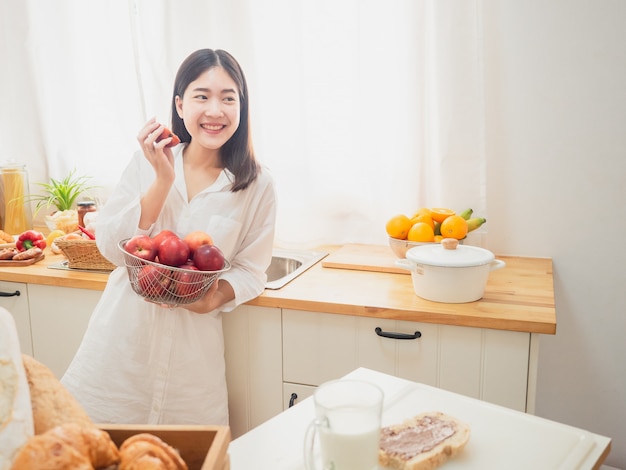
left=100, top=424, right=231, bottom=470
left=0, top=253, right=45, bottom=267
left=322, top=244, right=409, bottom=274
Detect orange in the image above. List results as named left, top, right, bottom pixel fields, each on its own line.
left=386, top=214, right=412, bottom=240
left=407, top=222, right=435, bottom=242
left=410, top=213, right=434, bottom=230
left=439, top=215, right=468, bottom=240
left=430, top=208, right=456, bottom=223
left=411, top=207, right=432, bottom=219
left=434, top=235, right=444, bottom=243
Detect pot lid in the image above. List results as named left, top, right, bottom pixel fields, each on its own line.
left=406, top=238, right=495, bottom=267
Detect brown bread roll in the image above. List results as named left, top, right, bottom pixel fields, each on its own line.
left=21, top=354, right=93, bottom=434
left=119, top=433, right=187, bottom=470
left=11, top=422, right=120, bottom=470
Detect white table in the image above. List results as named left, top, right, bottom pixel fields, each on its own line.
left=229, top=368, right=611, bottom=469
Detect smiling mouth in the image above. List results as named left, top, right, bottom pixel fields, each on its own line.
left=201, top=124, right=225, bottom=131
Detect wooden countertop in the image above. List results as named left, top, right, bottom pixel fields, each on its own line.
left=0, top=245, right=556, bottom=335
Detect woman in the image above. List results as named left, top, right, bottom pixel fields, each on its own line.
left=61, top=49, right=276, bottom=426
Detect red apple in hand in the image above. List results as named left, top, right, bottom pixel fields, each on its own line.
left=125, top=235, right=157, bottom=261
left=193, top=244, right=225, bottom=271
left=152, top=230, right=178, bottom=248
left=156, top=126, right=181, bottom=148
left=158, top=235, right=190, bottom=267
left=184, top=230, right=214, bottom=258
left=137, top=265, right=171, bottom=297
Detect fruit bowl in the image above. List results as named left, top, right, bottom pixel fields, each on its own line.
left=119, top=239, right=231, bottom=307
left=389, top=236, right=463, bottom=259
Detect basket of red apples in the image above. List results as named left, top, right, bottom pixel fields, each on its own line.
left=119, top=230, right=230, bottom=307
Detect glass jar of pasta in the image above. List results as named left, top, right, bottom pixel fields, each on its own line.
left=0, top=163, right=33, bottom=234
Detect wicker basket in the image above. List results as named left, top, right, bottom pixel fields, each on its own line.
left=119, top=239, right=231, bottom=307
left=56, top=237, right=117, bottom=271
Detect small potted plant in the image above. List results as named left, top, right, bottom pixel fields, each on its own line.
left=28, top=169, right=97, bottom=233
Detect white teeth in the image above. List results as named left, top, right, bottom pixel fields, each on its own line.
left=202, top=124, right=223, bottom=130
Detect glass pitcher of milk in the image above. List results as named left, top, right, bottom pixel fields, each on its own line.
left=304, top=380, right=383, bottom=470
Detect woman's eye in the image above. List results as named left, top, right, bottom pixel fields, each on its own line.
left=194, top=95, right=208, bottom=100
left=224, top=96, right=236, bottom=102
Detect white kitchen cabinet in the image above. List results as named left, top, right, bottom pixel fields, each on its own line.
left=283, top=382, right=315, bottom=409
left=282, top=309, right=531, bottom=412
left=223, top=305, right=283, bottom=439
left=28, top=284, right=101, bottom=378
left=0, top=280, right=32, bottom=355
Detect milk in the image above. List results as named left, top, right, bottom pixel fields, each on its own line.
left=304, top=380, right=383, bottom=470
left=319, top=426, right=380, bottom=470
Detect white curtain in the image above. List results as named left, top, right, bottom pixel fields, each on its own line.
left=0, top=0, right=486, bottom=248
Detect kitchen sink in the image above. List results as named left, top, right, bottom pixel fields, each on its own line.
left=265, top=249, right=328, bottom=289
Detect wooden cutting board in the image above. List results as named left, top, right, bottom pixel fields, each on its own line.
left=0, top=253, right=45, bottom=267
left=322, top=244, right=409, bottom=275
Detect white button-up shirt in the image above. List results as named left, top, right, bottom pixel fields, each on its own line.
left=61, top=144, right=276, bottom=425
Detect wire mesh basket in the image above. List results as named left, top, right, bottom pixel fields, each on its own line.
left=119, top=239, right=231, bottom=307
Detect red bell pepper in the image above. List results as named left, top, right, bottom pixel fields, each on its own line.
left=16, top=230, right=47, bottom=251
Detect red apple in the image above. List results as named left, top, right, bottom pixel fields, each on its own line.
left=156, top=126, right=181, bottom=148
left=124, top=235, right=157, bottom=261
left=158, top=235, right=190, bottom=267
left=152, top=230, right=178, bottom=248
left=184, top=230, right=214, bottom=258
left=193, top=244, right=225, bottom=271
left=137, top=264, right=172, bottom=297
left=171, top=265, right=204, bottom=297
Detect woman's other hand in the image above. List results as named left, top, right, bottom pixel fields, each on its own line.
left=183, top=279, right=234, bottom=314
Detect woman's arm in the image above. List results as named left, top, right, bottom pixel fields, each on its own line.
left=137, top=119, right=176, bottom=230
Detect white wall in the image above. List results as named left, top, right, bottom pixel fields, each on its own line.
left=483, top=1, right=626, bottom=467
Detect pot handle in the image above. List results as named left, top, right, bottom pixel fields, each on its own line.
left=395, top=259, right=416, bottom=272
left=490, top=259, right=506, bottom=271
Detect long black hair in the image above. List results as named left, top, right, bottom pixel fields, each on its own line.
left=170, top=49, right=259, bottom=192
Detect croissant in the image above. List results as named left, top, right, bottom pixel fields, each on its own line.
left=119, top=433, right=187, bottom=470
left=11, top=422, right=120, bottom=469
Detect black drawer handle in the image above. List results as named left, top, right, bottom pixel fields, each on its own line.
left=288, top=393, right=298, bottom=408
left=375, top=327, right=421, bottom=340
left=0, top=290, right=21, bottom=297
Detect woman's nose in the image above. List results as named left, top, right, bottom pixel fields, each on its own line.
left=204, top=98, right=223, bottom=116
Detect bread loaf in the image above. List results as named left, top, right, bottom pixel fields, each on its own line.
left=378, top=411, right=470, bottom=470
left=21, top=354, right=93, bottom=434
left=0, top=308, right=34, bottom=470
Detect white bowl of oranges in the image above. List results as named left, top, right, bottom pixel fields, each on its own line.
left=386, top=207, right=485, bottom=258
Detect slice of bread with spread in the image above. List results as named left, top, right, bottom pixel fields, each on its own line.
left=379, top=411, right=470, bottom=470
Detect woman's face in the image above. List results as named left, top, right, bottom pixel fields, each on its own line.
left=175, top=66, right=240, bottom=152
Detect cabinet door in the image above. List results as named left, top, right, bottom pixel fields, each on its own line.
left=223, top=305, right=282, bottom=439
left=283, top=383, right=315, bottom=410
left=283, top=309, right=361, bottom=386
left=28, top=284, right=101, bottom=378
left=0, top=281, right=32, bottom=355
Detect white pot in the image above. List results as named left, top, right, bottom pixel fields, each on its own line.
left=395, top=238, right=506, bottom=303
